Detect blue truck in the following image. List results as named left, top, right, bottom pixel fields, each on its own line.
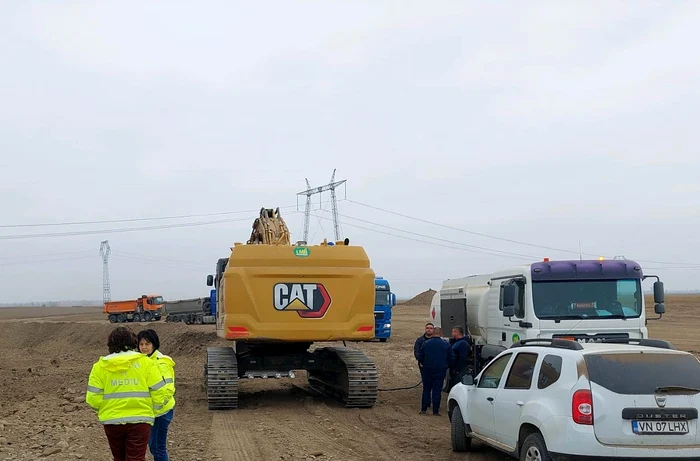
left=374, top=277, right=396, bottom=342
left=209, top=288, right=217, bottom=318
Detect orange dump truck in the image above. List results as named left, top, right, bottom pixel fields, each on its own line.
left=104, top=294, right=164, bottom=323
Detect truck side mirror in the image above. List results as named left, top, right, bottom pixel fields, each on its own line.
left=206, top=275, right=214, bottom=287
left=502, top=305, right=515, bottom=318
left=391, top=293, right=396, bottom=307
left=503, top=284, right=516, bottom=307
left=653, top=281, right=664, bottom=304
left=654, top=303, right=665, bottom=315
left=461, top=374, right=475, bottom=386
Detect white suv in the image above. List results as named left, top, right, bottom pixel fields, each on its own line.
left=446, top=338, right=700, bottom=460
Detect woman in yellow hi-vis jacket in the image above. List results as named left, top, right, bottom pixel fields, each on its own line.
left=86, top=326, right=170, bottom=461
left=138, top=329, right=175, bottom=461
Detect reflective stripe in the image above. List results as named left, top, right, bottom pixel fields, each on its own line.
left=164, top=378, right=174, bottom=384
left=153, top=404, right=163, bottom=410
left=87, top=386, right=103, bottom=393
left=150, top=380, right=166, bottom=391
left=101, top=416, right=154, bottom=425
left=103, top=392, right=150, bottom=400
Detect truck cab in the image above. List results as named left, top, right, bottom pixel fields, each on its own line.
left=373, top=277, right=396, bottom=342
left=139, top=294, right=165, bottom=320
left=438, top=259, right=666, bottom=375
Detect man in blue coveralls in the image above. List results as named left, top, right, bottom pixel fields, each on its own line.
left=414, top=322, right=434, bottom=382
left=418, top=332, right=454, bottom=416
left=448, top=326, right=470, bottom=390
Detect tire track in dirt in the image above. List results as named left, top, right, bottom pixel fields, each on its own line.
left=211, top=412, right=266, bottom=461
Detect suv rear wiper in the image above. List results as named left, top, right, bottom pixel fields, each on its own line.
left=655, top=386, right=700, bottom=394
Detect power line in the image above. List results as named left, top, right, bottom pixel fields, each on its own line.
left=111, top=254, right=211, bottom=272
left=0, top=255, right=95, bottom=267
left=0, top=200, right=339, bottom=229
left=0, top=214, right=300, bottom=240
left=115, top=251, right=214, bottom=269
left=0, top=250, right=94, bottom=260
left=346, top=199, right=589, bottom=256
left=346, top=199, right=700, bottom=268
left=311, top=214, right=535, bottom=261
left=0, top=209, right=258, bottom=229
left=336, top=212, right=539, bottom=259
left=2, top=195, right=699, bottom=269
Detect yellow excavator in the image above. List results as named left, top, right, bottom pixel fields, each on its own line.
left=204, top=207, right=378, bottom=409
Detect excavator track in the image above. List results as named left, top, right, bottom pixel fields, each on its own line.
left=307, top=346, right=378, bottom=408
left=204, top=347, right=239, bottom=410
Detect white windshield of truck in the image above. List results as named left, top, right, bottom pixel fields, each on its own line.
left=375, top=290, right=390, bottom=306
left=153, top=296, right=164, bottom=304
left=532, top=279, right=642, bottom=320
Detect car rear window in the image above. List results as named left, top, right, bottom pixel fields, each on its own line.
left=584, top=352, right=700, bottom=395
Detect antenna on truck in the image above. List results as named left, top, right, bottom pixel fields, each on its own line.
left=578, top=240, right=583, bottom=261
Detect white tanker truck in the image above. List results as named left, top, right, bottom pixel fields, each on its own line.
left=429, top=258, right=666, bottom=375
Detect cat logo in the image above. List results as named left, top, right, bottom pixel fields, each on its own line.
left=273, top=283, right=332, bottom=319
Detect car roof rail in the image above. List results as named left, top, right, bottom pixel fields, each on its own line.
left=598, top=337, right=677, bottom=350
left=510, top=338, right=583, bottom=351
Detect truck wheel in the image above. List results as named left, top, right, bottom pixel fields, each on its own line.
left=451, top=405, right=472, bottom=452
left=117, top=314, right=125, bottom=323
left=143, top=312, right=152, bottom=322
left=520, top=433, right=551, bottom=461
left=109, top=314, right=117, bottom=323
left=133, top=314, right=141, bottom=322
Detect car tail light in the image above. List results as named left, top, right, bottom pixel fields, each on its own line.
left=572, top=389, right=593, bottom=425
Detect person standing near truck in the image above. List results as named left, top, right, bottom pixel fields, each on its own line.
left=414, top=323, right=434, bottom=371
left=414, top=323, right=434, bottom=409
left=138, top=329, right=176, bottom=461
left=414, top=322, right=434, bottom=361
left=448, top=326, right=470, bottom=390
left=418, top=333, right=454, bottom=416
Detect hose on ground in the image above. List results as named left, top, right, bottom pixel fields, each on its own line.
left=378, top=381, right=422, bottom=392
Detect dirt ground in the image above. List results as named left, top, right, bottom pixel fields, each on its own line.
left=0, top=294, right=698, bottom=461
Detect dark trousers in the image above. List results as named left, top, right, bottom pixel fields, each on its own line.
left=149, top=409, right=174, bottom=461
left=104, top=423, right=151, bottom=461
left=421, top=368, right=446, bottom=414
left=419, top=366, right=429, bottom=409
left=449, top=368, right=466, bottom=390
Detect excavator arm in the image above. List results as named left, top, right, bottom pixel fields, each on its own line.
left=247, top=207, right=291, bottom=245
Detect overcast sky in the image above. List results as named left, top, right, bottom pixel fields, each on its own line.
left=1, top=1, right=699, bottom=304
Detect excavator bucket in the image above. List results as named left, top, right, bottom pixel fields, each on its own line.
left=247, top=207, right=291, bottom=245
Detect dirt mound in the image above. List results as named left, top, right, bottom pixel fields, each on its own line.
left=0, top=321, right=225, bottom=356
left=401, top=288, right=437, bottom=306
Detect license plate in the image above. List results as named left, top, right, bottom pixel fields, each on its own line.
left=632, top=420, right=689, bottom=434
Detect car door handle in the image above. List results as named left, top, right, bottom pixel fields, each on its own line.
left=487, top=397, right=494, bottom=402
left=516, top=401, right=524, bottom=407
